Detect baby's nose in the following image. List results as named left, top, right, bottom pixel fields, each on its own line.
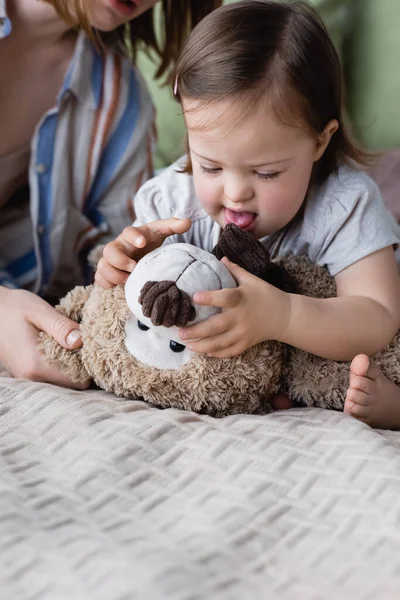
left=224, top=181, right=254, bottom=203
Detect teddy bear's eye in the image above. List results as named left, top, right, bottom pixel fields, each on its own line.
left=169, top=340, right=186, bottom=353
left=137, top=320, right=149, bottom=331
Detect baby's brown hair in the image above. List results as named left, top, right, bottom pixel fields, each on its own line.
left=173, top=0, right=369, bottom=182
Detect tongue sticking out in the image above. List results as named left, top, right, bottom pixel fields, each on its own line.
left=224, top=208, right=256, bottom=230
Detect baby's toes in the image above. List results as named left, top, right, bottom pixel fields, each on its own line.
left=345, top=385, right=370, bottom=407
left=348, top=372, right=375, bottom=396
left=344, top=387, right=371, bottom=416
left=346, top=399, right=371, bottom=420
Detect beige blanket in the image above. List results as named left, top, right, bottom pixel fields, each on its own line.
left=1, top=368, right=400, bottom=599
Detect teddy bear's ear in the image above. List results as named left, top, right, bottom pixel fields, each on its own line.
left=212, top=223, right=290, bottom=290
left=139, top=280, right=196, bottom=327
left=38, top=286, right=91, bottom=385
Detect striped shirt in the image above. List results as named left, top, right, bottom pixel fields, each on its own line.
left=0, top=2, right=155, bottom=299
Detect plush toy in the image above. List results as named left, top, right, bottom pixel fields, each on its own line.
left=39, top=224, right=400, bottom=417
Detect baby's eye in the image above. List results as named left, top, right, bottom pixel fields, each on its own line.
left=200, top=165, right=221, bottom=175
left=255, top=171, right=280, bottom=181
left=169, top=340, right=186, bottom=353
left=137, top=320, right=149, bottom=331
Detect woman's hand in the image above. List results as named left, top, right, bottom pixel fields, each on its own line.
left=0, top=286, right=88, bottom=388
left=95, top=218, right=192, bottom=289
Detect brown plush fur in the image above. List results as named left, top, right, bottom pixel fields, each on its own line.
left=39, top=253, right=400, bottom=416
left=278, top=255, right=346, bottom=409
left=40, top=284, right=283, bottom=417
left=281, top=255, right=400, bottom=409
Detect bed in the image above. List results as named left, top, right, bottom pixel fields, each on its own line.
left=1, top=361, right=400, bottom=600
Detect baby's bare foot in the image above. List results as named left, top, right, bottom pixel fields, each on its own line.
left=344, top=354, right=400, bottom=429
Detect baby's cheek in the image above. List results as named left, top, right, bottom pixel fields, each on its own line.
left=194, top=180, right=220, bottom=216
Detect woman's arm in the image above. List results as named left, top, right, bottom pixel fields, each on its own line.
left=280, top=246, right=400, bottom=360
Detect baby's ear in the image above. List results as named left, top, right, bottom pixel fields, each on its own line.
left=38, top=286, right=91, bottom=385
left=212, top=223, right=287, bottom=289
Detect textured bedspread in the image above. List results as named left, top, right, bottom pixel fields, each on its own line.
left=1, top=370, right=400, bottom=600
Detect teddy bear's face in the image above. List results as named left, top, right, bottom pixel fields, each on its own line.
left=123, top=244, right=237, bottom=371
left=124, top=314, right=193, bottom=370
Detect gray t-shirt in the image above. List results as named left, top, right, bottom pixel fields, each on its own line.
left=133, top=159, right=400, bottom=276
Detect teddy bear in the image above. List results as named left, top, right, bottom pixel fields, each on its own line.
left=39, top=224, right=400, bottom=417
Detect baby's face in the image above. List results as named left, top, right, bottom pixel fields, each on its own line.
left=183, top=97, right=321, bottom=240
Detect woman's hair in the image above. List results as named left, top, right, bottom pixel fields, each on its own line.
left=173, top=0, right=370, bottom=182
left=50, top=0, right=222, bottom=80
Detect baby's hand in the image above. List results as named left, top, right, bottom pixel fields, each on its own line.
left=179, top=258, right=290, bottom=358
left=95, top=218, right=191, bottom=289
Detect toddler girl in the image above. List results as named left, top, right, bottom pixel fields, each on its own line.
left=96, top=1, right=400, bottom=429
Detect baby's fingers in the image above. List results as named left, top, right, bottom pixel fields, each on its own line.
left=95, top=272, right=114, bottom=290
left=180, top=313, right=230, bottom=343
left=185, top=331, right=240, bottom=357
left=193, top=287, right=240, bottom=309
left=103, top=242, right=136, bottom=273
left=120, top=226, right=148, bottom=250
left=129, top=218, right=192, bottom=247
left=95, top=258, right=133, bottom=288
left=146, top=218, right=192, bottom=238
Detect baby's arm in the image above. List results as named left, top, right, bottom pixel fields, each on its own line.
left=280, top=246, right=400, bottom=360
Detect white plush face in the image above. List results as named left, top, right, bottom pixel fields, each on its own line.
left=124, top=244, right=237, bottom=370
left=124, top=315, right=194, bottom=370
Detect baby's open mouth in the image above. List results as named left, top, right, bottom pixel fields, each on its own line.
left=224, top=208, right=256, bottom=230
